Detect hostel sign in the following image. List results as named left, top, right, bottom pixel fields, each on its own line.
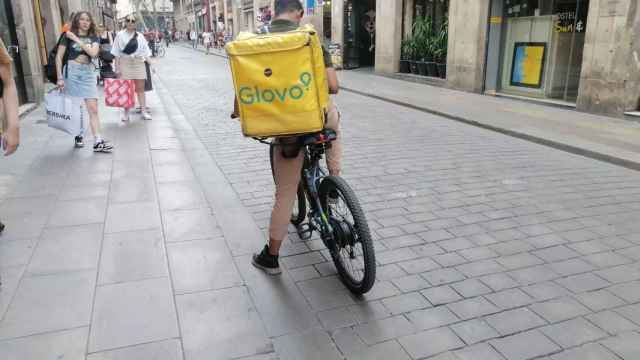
left=554, top=4, right=588, bottom=33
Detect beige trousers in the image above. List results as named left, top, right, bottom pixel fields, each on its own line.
left=269, top=103, right=342, bottom=242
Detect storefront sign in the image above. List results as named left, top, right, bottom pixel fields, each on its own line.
left=554, top=3, right=588, bottom=33
left=510, top=42, right=546, bottom=88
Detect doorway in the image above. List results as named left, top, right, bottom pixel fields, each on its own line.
left=342, top=0, right=376, bottom=69
left=0, top=0, right=28, bottom=104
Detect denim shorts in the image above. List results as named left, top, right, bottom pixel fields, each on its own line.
left=64, top=62, right=98, bottom=99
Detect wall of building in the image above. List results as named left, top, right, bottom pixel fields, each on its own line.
left=446, top=0, right=490, bottom=93
left=374, top=0, right=402, bottom=73
left=11, top=0, right=47, bottom=103
left=40, top=0, right=64, bottom=52
left=577, top=0, right=640, bottom=116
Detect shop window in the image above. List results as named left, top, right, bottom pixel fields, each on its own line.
left=498, top=0, right=589, bottom=102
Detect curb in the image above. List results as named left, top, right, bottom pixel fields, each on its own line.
left=341, top=86, right=640, bottom=172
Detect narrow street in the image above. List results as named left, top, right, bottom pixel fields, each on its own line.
left=0, top=44, right=639, bottom=360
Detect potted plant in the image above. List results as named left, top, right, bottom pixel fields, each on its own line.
left=434, top=19, right=448, bottom=78
left=425, top=37, right=438, bottom=77
left=400, top=38, right=412, bottom=74
left=412, top=16, right=433, bottom=76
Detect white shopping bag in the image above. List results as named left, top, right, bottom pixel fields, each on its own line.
left=45, top=91, right=84, bottom=136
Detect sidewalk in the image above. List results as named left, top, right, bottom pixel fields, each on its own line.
left=338, top=70, right=640, bottom=171
left=0, top=79, right=264, bottom=358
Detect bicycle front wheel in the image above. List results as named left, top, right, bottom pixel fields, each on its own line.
left=319, top=176, right=375, bottom=295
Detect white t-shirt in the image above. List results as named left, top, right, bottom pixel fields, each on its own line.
left=111, top=30, right=151, bottom=58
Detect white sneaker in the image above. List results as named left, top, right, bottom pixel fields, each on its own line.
left=142, top=111, right=152, bottom=120
left=122, top=110, right=130, bottom=122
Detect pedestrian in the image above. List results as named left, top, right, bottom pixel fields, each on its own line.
left=203, top=31, right=212, bottom=54
left=111, top=15, right=153, bottom=121
left=56, top=11, right=113, bottom=152
left=0, top=38, right=21, bottom=234
left=237, top=0, right=342, bottom=275
left=215, top=20, right=225, bottom=49
left=190, top=29, right=197, bottom=48
left=163, top=28, right=170, bottom=47
left=97, top=23, right=113, bottom=46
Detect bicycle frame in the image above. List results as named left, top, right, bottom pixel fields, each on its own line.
left=300, top=144, right=335, bottom=249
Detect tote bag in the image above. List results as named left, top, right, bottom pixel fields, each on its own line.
left=45, top=91, right=84, bottom=136
left=104, top=78, right=135, bottom=109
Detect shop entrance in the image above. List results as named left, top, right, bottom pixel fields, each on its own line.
left=323, top=0, right=332, bottom=44
left=491, top=0, right=588, bottom=103
left=0, top=0, right=28, bottom=104
left=342, top=0, right=376, bottom=69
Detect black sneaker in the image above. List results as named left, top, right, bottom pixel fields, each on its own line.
left=0, top=220, right=5, bottom=234
left=93, top=140, right=114, bottom=153
left=252, top=245, right=282, bottom=275
left=74, top=136, right=84, bottom=148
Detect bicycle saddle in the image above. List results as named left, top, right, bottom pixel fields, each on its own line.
left=301, top=129, right=337, bottom=146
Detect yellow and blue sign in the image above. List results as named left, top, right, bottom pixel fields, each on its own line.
left=510, top=42, right=546, bottom=88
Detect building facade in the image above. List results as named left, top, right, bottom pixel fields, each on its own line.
left=222, top=0, right=638, bottom=119
left=333, top=0, right=640, bottom=119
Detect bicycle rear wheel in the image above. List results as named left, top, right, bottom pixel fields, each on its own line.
left=269, top=144, right=306, bottom=226
left=319, top=176, right=375, bottom=295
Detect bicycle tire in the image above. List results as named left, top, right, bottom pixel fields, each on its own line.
left=269, top=144, right=306, bottom=226
left=319, top=176, right=376, bottom=295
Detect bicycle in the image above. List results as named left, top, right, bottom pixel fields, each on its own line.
left=266, top=130, right=376, bottom=295
left=154, top=40, right=166, bottom=57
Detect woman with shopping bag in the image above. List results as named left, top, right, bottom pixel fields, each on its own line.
left=55, top=11, right=113, bottom=152
left=112, top=15, right=153, bottom=121
left=0, top=38, right=21, bottom=234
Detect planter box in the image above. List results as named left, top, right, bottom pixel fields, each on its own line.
left=409, top=61, right=420, bottom=75
left=426, top=62, right=438, bottom=77
left=399, top=60, right=410, bottom=73
left=417, top=62, right=428, bottom=76
left=437, top=63, right=447, bottom=78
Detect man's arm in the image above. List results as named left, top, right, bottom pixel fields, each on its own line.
left=326, top=67, right=339, bottom=95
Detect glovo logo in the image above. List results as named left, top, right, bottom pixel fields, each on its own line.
left=239, top=72, right=313, bottom=105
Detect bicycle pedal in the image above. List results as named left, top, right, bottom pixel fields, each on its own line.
left=297, top=223, right=313, bottom=241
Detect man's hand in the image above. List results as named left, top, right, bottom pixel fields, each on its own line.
left=57, top=79, right=65, bottom=91
left=2, top=125, right=19, bottom=156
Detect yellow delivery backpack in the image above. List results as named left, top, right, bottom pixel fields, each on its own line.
left=225, top=24, right=330, bottom=137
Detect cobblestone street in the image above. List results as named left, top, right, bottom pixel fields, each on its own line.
left=1, top=44, right=640, bottom=359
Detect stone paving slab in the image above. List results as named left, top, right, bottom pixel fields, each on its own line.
left=1, top=44, right=640, bottom=359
